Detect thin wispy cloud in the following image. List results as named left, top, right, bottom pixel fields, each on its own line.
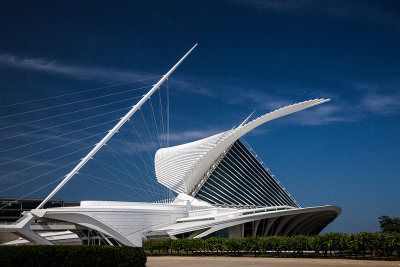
left=0, top=54, right=154, bottom=83
left=110, top=128, right=227, bottom=152
left=195, top=78, right=400, bottom=125
left=286, top=104, right=355, bottom=126
left=351, top=81, right=400, bottom=115
left=231, top=0, right=400, bottom=26
left=224, top=87, right=292, bottom=110
left=0, top=52, right=331, bottom=124
left=166, top=129, right=224, bottom=142
left=170, top=76, right=216, bottom=97
left=171, top=79, right=349, bottom=126
left=1, top=53, right=398, bottom=129
left=171, top=75, right=293, bottom=110
left=360, top=92, right=400, bottom=115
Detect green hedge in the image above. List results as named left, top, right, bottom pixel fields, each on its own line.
left=0, top=245, right=146, bottom=267
left=143, top=232, right=400, bottom=260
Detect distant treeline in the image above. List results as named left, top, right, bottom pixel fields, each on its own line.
left=143, top=232, right=400, bottom=260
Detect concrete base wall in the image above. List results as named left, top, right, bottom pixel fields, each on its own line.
left=228, top=224, right=242, bottom=238
left=0, top=232, right=19, bottom=244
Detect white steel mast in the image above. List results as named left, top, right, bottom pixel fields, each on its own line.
left=36, top=44, right=197, bottom=209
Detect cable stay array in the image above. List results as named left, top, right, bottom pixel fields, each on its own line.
left=0, top=75, right=178, bottom=209
left=0, top=76, right=161, bottom=109
left=0, top=44, right=198, bottom=210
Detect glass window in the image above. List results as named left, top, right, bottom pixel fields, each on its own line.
left=0, top=200, right=20, bottom=209
left=22, top=200, right=41, bottom=209
left=44, top=201, right=63, bottom=208
left=0, top=209, right=21, bottom=217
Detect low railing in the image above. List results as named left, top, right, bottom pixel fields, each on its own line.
left=0, top=221, right=14, bottom=225
left=31, top=221, right=75, bottom=226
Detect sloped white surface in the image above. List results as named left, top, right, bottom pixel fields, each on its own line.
left=155, top=99, right=329, bottom=194
left=172, top=193, right=213, bottom=207
left=155, top=132, right=228, bottom=192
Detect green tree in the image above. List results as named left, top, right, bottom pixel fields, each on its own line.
left=291, top=235, right=309, bottom=256
left=182, top=239, right=197, bottom=255
left=358, top=232, right=373, bottom=259
left=370, top=232, right=384, bottom=259
left=393, top=232, right=400, bottom=260
left=206, top=237, right=224, bottom=255
left=160, top=239, right=173, bottom=255
left=171, top=239, right=184, bottom=254
left=258, top=237, right=271, bottom=255
left=268, top=236, right=286, bottom=256
left=193, top=238, right=206, bottom=254
left=379, top=216, right=400, bottom=233
left=345, top=233, right=360, bottom=259
left=382, top=232, right=396, bottom=258
left=241, top=236, right=260, bottom=256
left=320, top=233, right=330, bottom=257
left=321, top=232, right=342, bottom=257
left=143, top=239, right=156, bottom=255
left=225, top=238, right=241, bottom=255
left=309, top=235, right=322, bottom=254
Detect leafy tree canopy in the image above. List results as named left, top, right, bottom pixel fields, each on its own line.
left=379, top=215, right=400, bottom=233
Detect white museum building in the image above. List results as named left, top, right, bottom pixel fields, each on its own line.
left=0, top=45, right=341, bottom=246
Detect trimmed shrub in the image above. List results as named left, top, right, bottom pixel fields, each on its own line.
left=241, top=236, right=260, bottom=256
left=206, top=237, right=225, bottom=255
left=290, top=235, right=309, bottom=256
left=225, top=238, right=241, bottom=255
left=0, top=245, right=146, bottom=267
left=142, top=232, right=400, bottom=260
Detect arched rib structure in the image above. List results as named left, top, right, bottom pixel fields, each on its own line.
left=155, top=99, right=329, bottom=197
left=154, top=205, right=341, bottom=238
left=0, top=98, right=341, bottom=247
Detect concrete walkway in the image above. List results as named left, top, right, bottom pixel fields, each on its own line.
left=147, top=256, right=400, bottom=267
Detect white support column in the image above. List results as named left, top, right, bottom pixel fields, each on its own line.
left=36, top=44, right=197, bottom=209
left=252, top=219, right=261, bottom=236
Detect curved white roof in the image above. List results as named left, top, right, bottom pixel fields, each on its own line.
left=155, top=98, right=329, bottom=194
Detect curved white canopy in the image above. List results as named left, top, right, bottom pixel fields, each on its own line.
left=155, top=98, right=330, bottom=194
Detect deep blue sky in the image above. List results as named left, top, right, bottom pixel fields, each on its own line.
left=0, top=0, right=399, bottom=233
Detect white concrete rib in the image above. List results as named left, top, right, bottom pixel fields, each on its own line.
left=155, top=99, right=330, bottom=194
